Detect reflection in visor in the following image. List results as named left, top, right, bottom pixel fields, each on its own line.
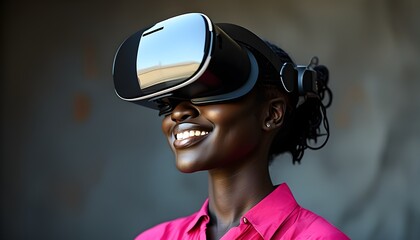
left=138, top=62, right=200, bottom=89
left=136, top=13, right=207, bottom=90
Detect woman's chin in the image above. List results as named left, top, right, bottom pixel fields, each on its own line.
left=175, top=156, right=206, bottom=173
left=176, top=161, right=199, bottom=173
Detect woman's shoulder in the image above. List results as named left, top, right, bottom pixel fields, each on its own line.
left=284, top=206, right=350, bottom=239
left=134, top=212, right=201, bottom=240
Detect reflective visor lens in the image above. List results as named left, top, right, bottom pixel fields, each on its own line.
left=136, top=14, right=209, bottom=92
left=113, top=13, right=213, bottom=102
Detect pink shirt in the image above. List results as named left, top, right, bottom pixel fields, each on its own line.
left=135, top=184, right=349, bottom=239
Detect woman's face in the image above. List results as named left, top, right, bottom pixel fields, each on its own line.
left=161, top=91, right=267, bottom=173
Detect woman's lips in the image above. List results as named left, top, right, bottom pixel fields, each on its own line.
left=172, top=123, right=212, bottom=149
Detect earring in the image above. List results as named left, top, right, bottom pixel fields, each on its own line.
left=266, top=122, right=271, bottom=128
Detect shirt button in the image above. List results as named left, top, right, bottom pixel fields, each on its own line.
left=242, top=217, right=248, bottom=224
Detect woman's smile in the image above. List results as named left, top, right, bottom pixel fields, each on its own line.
left=172, top=122, right=212, bottom=149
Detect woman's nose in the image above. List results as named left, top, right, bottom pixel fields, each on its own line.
left=170, top=101, right=199, bottom=122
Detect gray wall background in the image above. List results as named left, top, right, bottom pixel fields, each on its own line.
left=2, top=0, right=419, bottom=239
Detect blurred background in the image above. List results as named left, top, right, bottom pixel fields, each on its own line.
left=1, top=0, right=419, bottom=239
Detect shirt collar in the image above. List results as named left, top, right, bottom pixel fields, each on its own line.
left=185, top=183, right=299, bottom=238
left=243, top=183, right=299, bottom=239
left=186, top=199, right=210, bottom=233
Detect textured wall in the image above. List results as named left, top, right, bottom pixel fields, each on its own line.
left=2, top=0, right=420, bottom=239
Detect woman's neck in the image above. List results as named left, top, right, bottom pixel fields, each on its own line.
left=206, top=157, right=274, bottom=239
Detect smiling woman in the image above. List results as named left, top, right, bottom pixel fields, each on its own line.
left=113, top=13, right=349, bottom=240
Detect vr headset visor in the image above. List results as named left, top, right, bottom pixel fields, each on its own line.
left=113, top=13, right=298, bottom=113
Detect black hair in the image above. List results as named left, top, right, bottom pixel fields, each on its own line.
left=257, top=42, right=332, bottom=164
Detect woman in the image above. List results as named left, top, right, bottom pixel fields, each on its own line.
left=113, top=13, right=349, bottom=239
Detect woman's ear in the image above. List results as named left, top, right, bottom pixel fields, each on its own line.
left=263, top=97, right=286, bottom=131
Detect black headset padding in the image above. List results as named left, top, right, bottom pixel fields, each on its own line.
left=216, top=23, right=296, bottom=93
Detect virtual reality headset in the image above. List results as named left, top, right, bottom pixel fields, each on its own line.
left=112, top=13, right=319, bottom=114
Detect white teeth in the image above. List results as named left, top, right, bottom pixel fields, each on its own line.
left=176, top=130, right=209, bottom=140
